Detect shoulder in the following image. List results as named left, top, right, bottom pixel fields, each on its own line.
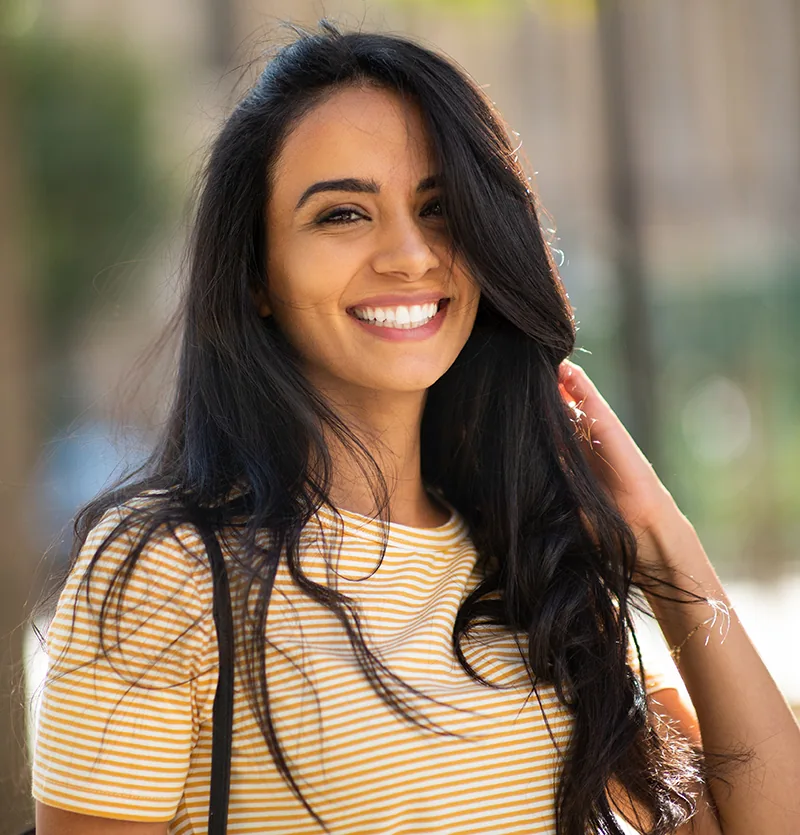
left=33, top=497, right=222, bottom=824
left=72, top=495, right=214, bottom=603
left=46, top=496, right=217, bottom=683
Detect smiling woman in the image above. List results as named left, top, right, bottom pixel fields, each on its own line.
left=29, top=18, right=800, bottom=835
left=254, top=84, right=480, bottom=399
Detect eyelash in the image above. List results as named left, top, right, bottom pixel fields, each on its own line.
left=317, top=198, right=443, bottom=226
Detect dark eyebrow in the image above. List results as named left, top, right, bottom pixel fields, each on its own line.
left=294, top=175, right=439, bottom=212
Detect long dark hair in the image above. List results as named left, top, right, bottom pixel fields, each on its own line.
left=45, top=20, right=710, bottom=835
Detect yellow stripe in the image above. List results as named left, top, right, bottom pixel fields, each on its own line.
left=33, top=501, right=672, bottom=834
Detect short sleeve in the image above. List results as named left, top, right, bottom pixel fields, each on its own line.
left=32, top=506, right=218, bottom=822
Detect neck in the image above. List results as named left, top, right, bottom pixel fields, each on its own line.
left=310, top=379, right=448, bottom=528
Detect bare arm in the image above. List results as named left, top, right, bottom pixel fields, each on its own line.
left=640, top=514, right=800, bottom=834
left=36, top=802, right=170, bottom=835
left=558, top=360, right=800, bottom=834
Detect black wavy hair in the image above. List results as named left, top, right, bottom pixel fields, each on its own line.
left=43, top=19, right=713, bottom=835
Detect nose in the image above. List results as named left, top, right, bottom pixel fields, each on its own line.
left=370, top=213, right=441, bottom=281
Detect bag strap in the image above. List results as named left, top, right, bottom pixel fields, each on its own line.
left=197, top=524, right=234, bottom=835
left=21, top=522, right=236, bottom=835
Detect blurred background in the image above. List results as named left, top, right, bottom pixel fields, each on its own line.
left=1, top=0, right=799, bottom=830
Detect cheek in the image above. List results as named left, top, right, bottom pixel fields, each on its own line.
left=264, top=254, right=349, bottom=361
left=267, top=238, right=358, bottom=310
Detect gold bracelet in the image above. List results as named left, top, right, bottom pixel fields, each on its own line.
left=669, top=621, right=708, bottom=665
left=669, top=598, right=730, bottom=666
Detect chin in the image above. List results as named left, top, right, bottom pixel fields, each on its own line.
left=352, top=369, right=448, bottom=394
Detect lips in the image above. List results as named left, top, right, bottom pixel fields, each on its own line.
left=347, top=297, right=450, bottom=341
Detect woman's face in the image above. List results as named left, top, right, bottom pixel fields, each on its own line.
left=259, top=85, right=480, bottom=399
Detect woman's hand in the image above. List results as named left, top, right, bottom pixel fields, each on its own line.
left=557, top=358, right=688, bottom=573
left=559, top=360, right=800, bottom=835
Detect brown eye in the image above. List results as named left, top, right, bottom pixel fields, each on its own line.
left=422, top=197, right=443, bottom=218
left=317, top=207, right=367, bottom=225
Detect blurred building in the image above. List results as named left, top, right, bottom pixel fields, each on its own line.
left=3, top=2, right=799, bottom=827
left=36, top=0, right=799, bottom=404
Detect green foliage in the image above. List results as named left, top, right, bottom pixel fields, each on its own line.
left=578, top=263, right=800, bottom=574
left=8, top=33, right=167, bottom=350
left=656, top=271, right=800, bottom=518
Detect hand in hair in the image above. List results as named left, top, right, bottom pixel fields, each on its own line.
left=557, top=358, right=685, bottom=576
left=560, top=359, right=800, bottom=834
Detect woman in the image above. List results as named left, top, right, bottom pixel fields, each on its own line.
left=32, top=20, right=800, bottom=835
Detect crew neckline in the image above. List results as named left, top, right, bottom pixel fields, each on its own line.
left=312, top=496, right=469, bottom=551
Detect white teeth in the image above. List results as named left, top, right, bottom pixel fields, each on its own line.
left=351, top=301, right=443, bottom=329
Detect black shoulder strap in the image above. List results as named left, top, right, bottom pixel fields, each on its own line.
left=21, top=523, right=235, bottom=835
left=197, top=524, right=234, bottom=835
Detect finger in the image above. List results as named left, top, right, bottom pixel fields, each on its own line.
left=562, top=364, right=652, bottom=477
left=559, top=383, right=594, bottom=447
left=558, top=381, right=576, bottom=406
left=559, top=362, right=615, bottom=425
left=559, top=362, right=596, bottom=411
left=559, top=360, right=590, bottom=396
left=558, top=358, right=576, bottom=383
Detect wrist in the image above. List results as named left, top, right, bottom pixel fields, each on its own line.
left=634, top=511, right=732, bottom=657
left=631, top=504, right=697, bottom=586
left=635, top=508, right=725, bottom=600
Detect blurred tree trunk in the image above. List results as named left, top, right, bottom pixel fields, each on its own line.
left=207, top=0, right=236, bottom=70
left=0, top=43, right=39, bottom=832
left=597, top=0, right=659, bottom=467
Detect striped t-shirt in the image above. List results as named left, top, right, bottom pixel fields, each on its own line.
left=32, top=499, right=676, bottom=834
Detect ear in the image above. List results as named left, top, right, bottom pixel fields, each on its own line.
left=252, top=286, right=272, bottom=318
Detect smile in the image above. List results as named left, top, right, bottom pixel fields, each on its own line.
left=349, top=299, right=447, bottom=329
left=346, top=298, right=450, bottom=340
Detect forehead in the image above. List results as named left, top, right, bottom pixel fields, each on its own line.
left=270, top=86, right=435, bottom=199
